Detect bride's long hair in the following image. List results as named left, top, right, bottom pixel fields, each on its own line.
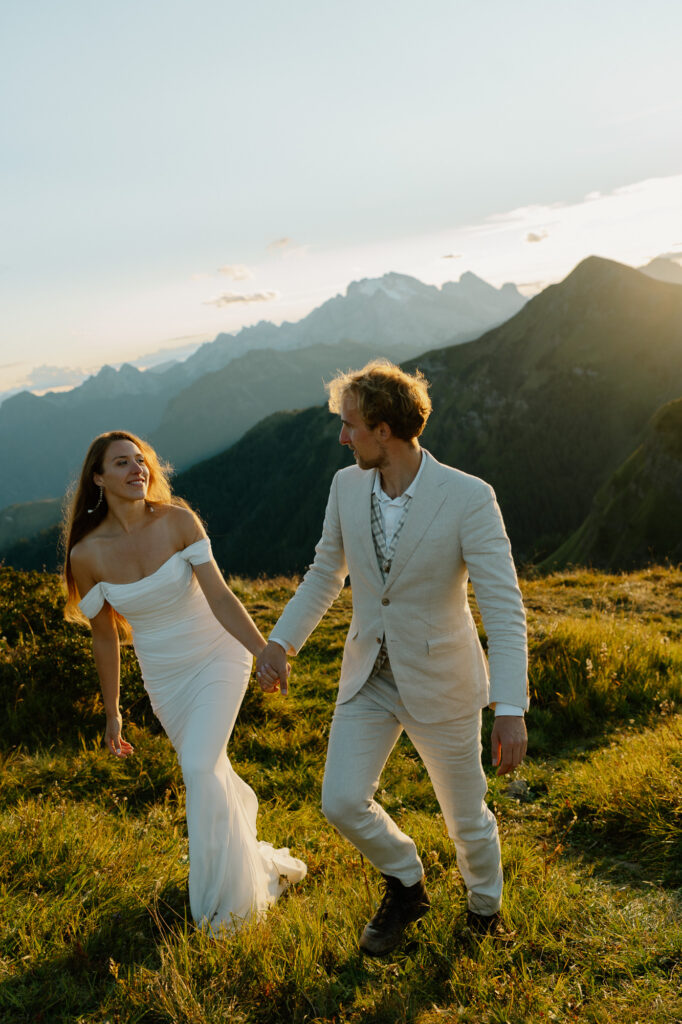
left=63, top=430, right=183, bottom=639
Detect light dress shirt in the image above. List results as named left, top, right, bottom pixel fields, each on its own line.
left=372, top=449, right=425, bottom=548
left=271, top=450, right=523, bottom=717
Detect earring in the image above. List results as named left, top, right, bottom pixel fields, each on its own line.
left=87, top=485, right=104, bottom=514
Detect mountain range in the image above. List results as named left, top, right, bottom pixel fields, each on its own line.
left=3, top=256, right=681, bottom=576
left=0, top=271, right=524, bottom=507
left=154, top=256, right=682, bottom=574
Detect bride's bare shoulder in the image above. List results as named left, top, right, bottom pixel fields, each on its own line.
left=161, top=503, right=205, bottom=544
left=69, top=533, right=106, bottom=595
left=70, top=531, right=103, bottom=568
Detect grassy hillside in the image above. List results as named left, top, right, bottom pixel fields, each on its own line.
left=0, top=565, right=680, bottom=1023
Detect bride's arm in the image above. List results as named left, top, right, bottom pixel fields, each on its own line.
left=71, top=549, right=134, bottom=758
left=170, top=505, right=268, bottom=659
left=193, top=560, right=267, bottom=658
left=89, top=606, right=134, bottom=757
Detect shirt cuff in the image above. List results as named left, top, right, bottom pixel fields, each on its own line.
left=493, top=703, right=525, bottom=717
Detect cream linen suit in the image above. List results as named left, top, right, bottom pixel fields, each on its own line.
left=273, top=448, right=528, bottom=914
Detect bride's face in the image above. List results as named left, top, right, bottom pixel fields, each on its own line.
left=94, top=439, right=150, bottom=503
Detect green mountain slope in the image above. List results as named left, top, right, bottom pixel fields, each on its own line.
left=179, top=256, right=682, bottom=572
left=542, top=398, right=682, bottom=570
left=175, top=407, right=349, bottom=576
left=1, top=523, right=62, bottom=572
left=0, top=381, right=171, bottom=507
left=5, top=256, right=682, bottom=576
left=0, top=498, right=62, bottom=550
left=416, top=255, right=682, bottom=556
left=150, top=339, right=420, bottom=471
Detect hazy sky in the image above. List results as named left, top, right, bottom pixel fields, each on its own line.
left=2, top=0, right=681, bottom=394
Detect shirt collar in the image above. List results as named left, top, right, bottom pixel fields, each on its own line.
left=373, top=448, right=425, bottom=503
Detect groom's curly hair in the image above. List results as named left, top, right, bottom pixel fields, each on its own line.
left=327, top=360, right=432, bottom=441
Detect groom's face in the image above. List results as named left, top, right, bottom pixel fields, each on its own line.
left=339, top=396, right=386, bottom=470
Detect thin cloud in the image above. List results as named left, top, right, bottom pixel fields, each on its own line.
left=25, top=364, right=86, bottom=389
left=204, top=290, right=280, bottom=308
left=526, top=230, right=549, bottom=243
left=267, top=237, right=293, bottom=251
left=217, top=264, right=253, bottom=280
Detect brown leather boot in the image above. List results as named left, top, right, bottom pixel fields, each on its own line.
left=359, top=874, right=430, bottom=957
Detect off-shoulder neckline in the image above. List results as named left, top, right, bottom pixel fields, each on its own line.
left=80, top=538, right=209, bottom=600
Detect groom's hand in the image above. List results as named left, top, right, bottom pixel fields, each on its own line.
left=256, top=641, right=290, bottom=695
left=491, top=715, right=527, bottom=776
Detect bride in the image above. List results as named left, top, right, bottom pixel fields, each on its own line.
left=64, top=430, right=306, bottom=931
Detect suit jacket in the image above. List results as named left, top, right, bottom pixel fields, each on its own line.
left=273, top=449, right=528, bottom=723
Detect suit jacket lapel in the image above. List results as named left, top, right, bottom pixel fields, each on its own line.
left=383, top=451, right=447, bottom=590
left=352, top=467, right=384, bottom=585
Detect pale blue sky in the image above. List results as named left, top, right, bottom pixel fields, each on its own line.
left=2, top=0, right=681, bottom=391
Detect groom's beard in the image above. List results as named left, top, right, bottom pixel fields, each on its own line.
left=350, top=443, right=388, bottom=472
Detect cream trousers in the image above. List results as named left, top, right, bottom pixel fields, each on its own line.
left=321, top=661, right=503, bottom=915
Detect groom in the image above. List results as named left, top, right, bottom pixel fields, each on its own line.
left=256, top=360, right=528, bottom=956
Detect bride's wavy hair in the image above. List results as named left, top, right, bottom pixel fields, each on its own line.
left=63, top=430, right=185, bottom=639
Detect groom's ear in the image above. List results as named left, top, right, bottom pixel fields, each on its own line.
left=376, top=421, right=391, bottom=441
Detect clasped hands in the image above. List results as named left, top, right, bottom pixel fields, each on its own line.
left=255, top=641, right=291, bottom=695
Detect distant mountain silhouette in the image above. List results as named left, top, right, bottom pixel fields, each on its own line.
left=542, top=398, right=682, bottom=570
left=150, top=340, right=431, bottom=471
left=175, top=257, right=682, bottom=573
left=0, top=366, right=178, bottom=507
left=0, top=272, right=524, bottom=506
left=178, top=271, right=525, bottom=376
left=639, top=256, right=682, bottom=286
left=6, top=257, right=682, bottom=575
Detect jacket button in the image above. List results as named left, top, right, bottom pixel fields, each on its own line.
left=376, top=637, right=381, bottom=644
left=381, top=597, right=390, bottom=606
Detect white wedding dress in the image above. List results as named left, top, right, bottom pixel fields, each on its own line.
left=79, top=538, right=306, bottom=931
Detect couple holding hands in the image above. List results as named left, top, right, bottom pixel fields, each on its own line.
left=67, top=360, right=528, bottom=956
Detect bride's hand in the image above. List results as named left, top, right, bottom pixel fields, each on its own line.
left=256, top=641, right=291, bottom=695
left=104, top=714, right=135, bottom=757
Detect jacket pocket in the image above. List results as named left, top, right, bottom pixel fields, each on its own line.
left=426, top=629, right=475, bottom=653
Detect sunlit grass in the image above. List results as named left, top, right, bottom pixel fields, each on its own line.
left=0, top=566, right=680, bottom=1021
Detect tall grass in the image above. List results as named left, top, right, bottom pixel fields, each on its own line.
left=0, top=566, right=680, bottom=1022
left=549, top=716, right=682, bottom=882
left=527, top=615, right=681, bottom=751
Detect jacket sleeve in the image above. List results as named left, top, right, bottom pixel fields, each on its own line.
left=271, top=471, right=348, bottom=654
left=460, top=484, right=529, bottom=709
